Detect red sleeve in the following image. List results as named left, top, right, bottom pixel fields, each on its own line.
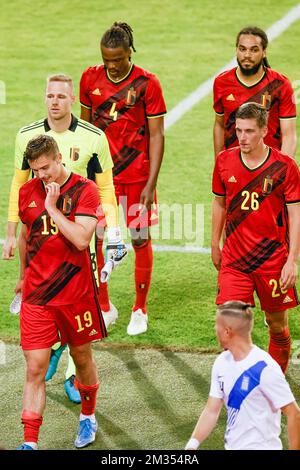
left=75, top=181, right=100, bottom=218
left=279, top=77, right=297, bottom=119
left=19, top=187, right=24, bottom=223
left=284, top=158, right=300, bottom=204
left=80, top=68, right=92, bottom=109
left=213, top=76, right=224, bottom=115
left=212, top=156, right=226, bottom=196
left=145, top=74, right=167, bottom=117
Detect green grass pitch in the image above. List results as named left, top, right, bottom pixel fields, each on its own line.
left=0, top=0, right=299, bottom=450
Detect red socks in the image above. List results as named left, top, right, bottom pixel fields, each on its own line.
left=133, top=240, right=153, bottom=312
left=21, top=410, right=43, bottom=443
left=269, top=327, right=291, bottom=374
left=96, top=237, right=110, bottom=312
left=76, top=380, right=99, bottom=415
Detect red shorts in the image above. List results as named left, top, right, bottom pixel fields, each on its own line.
left=98, top=181, right=158, bottom=229
left=20, top=296, right=107, bottom=350
left=216, top=268, right=299, bottom=313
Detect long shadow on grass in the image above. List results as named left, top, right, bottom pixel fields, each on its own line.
left=162, top=351, right=211, bottom=394
left=46, top=390, right=141, bottom=450
left=107, top=348, right=192, bottom=443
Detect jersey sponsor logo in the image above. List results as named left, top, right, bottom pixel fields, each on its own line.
left=228, top=175, right=237, bottom=183
left=262, top=176, right=273, bottom=194
left=283, top=295, right=293, bottom=303
left=92, top=88, right=101, bottom=96
left=70, top=147, right=80, bottom=161
left=89, top=328, right=98, bottom=336
left=125, top=87, right=137, bottom=106
left=226, top=93, right=235, bottom=101
left=28, top=200, right=37, bottom=208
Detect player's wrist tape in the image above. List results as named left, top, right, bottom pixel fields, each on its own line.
left=185, top=438, right=200, bottom=450
left=107, top=226, right=122, bottom=244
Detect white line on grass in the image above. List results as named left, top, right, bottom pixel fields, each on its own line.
left=0, top=238, right=211, bottom=254
left=165, top=3, right=300, bottom=130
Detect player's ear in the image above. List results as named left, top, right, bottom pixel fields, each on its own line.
left=56, top=153, right=63, bottom=164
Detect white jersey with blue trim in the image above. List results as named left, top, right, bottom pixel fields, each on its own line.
left=210, top=345, right=295, bottom=450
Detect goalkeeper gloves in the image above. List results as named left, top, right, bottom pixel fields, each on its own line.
left=101, top=227, right=127, bottom=283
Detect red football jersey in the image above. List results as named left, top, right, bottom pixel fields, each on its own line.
left=19, top=173, right=100, bottom=305
left=80, top=64, right=166, bottom=183
left=213, top=67, right=296, bottom=150
left=212, top=147, right=300, bottom=274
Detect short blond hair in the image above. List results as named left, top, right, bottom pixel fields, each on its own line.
left=47, top=74, right=73, bottom=93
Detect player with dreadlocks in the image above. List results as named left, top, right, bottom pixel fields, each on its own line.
left=213, top=26, right=297, bottom=158
left=80, top=22, right=166, bottom=336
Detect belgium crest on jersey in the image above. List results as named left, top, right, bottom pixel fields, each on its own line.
left=262, top=175, right=273, bottom=194
left=125, top=87, right=137, bottom=106
left=261, top=93, right=271, bottom=110
left=70, top=147, right=80, bottom=161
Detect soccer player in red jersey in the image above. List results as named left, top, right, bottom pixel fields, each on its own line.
left=15, top=135, right=106, bottom=449
left=213, top=26, right=297, bottom=158
left=80, top=22, right=166, bottom=335
left=212, top=102, right=300, bottom=374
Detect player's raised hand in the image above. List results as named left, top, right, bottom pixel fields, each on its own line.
left=45, top=182, right=60, bottom=212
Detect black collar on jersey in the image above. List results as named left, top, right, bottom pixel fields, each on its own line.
left=239, top=147, right=271, bottom=171
left=235, top=66, right=267, bottom=89
left=106, top=63, right=135, bottom=85
left=44, top=114, right=78, bottom=132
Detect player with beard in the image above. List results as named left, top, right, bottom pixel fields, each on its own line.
left=213, top=26, right=297, bottom=158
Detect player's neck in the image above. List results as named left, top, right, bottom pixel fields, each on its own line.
left=241, top=144, right=269, bottom=169
left=55, top=167, right=70, bottom=186
left=236, top=65, right=265, bottom=86
left=107, top=63, right=133, bottom=83
left=230, top=340, right=254, bottom=362
left=47, top=113, right=72, bottom=133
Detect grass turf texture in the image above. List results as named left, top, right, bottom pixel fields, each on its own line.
left=0, top=0, right=300, bottom=450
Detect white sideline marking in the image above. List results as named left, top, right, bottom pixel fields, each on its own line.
left=126, top=244, right=211, bottom=254
left=165, top=3, right=300, bottom=130
left=0, top=238, right=211, bottom=254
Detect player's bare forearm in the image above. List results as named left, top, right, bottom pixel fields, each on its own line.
left=281, top=204, right=300, bottom=289
left=211, top=197, right=226, bottom=269
left=48, top=207, right=97, bottom=251
left=147, top=117, right=165, bottom=187
left=287, top=204, right=300, bottom=262
left=18, top=225, right=27, bottom=281
left=280, top=119, right=297, bottom=157
left=213, top=115, right=225, bottom=158
left=188, top=397, right=223, bottom=447
left=282, top=402, right=300, bottom=450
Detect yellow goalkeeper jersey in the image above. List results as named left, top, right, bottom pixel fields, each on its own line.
left=15, top=115, right=113, bottom=176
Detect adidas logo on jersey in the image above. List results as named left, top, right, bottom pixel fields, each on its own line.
left=283, top=295, right=293, bottom=303
left=28, top=201, right=37, bottom=208
left=89, top=329, right=98, bottom=336
left=228, top=175, right=237, bottom=183
left=226, top=94, right=235, bottom=101
left=92, top=88, right=101, bottom=96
